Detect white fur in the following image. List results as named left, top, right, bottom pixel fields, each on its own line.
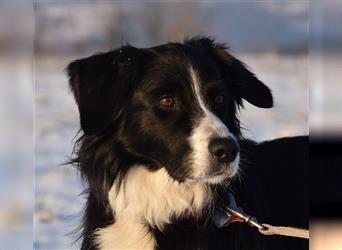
left=188, top=66, right=240, bottom=182
left=95, top=167, right=212, bottom=249
left=95, top=219, right=156, bottom=250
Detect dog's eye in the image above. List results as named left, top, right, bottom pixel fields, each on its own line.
left=158, top=96, right=176, bottom=108
left=214, top=95, right=224, bottom=104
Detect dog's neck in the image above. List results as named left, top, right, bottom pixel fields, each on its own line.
left=95, top=166, right=212, bottom=249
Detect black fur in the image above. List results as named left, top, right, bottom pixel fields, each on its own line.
left=67, top=37, right=307, bottom=250
left=151, top=137, right=309, bottom=250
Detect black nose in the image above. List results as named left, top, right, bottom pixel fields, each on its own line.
left=208, top=137, right=239, bottom=163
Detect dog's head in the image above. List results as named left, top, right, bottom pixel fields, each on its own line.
left=67, top=37, right=272, bottom=185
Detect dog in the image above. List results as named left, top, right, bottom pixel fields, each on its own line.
left=67, top=37, right=308, bottom=250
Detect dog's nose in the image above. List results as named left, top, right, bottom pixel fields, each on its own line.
left=208, top=137, right=239, bottom=163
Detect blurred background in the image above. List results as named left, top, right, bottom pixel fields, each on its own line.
left=309, top=1, right=342, bottom=250
left=0, top=2, right=34, bottom=249
left=0, top=0, right=340, bottom=249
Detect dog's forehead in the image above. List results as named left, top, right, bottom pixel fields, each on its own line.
left=141, top=45, right=223, bottom=88
left=148, top=43, right=209, bottom=65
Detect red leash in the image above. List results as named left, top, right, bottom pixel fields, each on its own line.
left=213, top=192, right=309, bottom=239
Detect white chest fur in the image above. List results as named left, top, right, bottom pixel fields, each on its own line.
left=95, top=166, right=212, bottom=249
left=95, top=218, right=156, bottom=249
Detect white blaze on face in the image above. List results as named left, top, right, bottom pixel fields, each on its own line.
left=188, top=66, right=239, bottom=183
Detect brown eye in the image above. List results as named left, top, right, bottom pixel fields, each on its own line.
left=214, top=95, right=224, bottom=104
left=158, top=96, right=176, bottom=108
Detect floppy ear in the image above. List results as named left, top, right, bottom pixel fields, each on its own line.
left=67, top=46, right=147, bottom=135
left=212, top=43, right=273, bottom=108
left=185, top=37, right=273, bottom=108
left=227, top=56, right=273, bottom=108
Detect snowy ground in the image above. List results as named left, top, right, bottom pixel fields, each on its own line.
left=0, top=56, right=33, bottom=249
left=34, top=52, right=308, bottom=249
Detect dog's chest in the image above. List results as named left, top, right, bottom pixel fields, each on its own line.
left=95, top=218, right=157, bottom=249
left=153, top=219, right=216, bottom=250
left=95, top=217, right=217, bottom=250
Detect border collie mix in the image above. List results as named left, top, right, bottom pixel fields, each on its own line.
left=67, top=37, right=308, bottom=250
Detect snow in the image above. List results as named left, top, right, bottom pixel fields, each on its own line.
left=34, top=52, right=308, bottom=249
left=0, top=56, right=34, bottom=249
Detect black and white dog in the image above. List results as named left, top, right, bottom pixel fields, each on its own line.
left=67, top=37, right=308, bottom=250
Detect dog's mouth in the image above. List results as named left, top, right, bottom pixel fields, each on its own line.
left=187, top=162, right=239, bottom=184
left=209, top=168, right=232, bottom=177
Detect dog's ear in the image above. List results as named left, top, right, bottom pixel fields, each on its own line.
left=186, top=37, right=273, bottom=108
left=67, top=46, right=149, bottom=135
left=214, top=45, right=273, bottom=108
